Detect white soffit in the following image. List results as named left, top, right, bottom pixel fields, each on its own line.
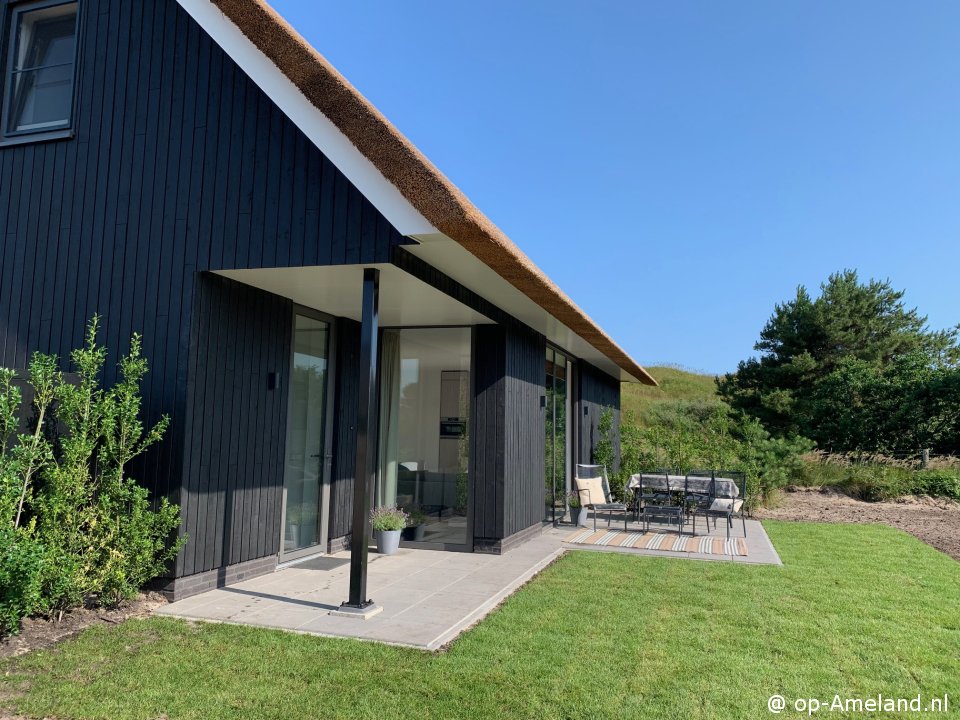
left=215, top=265, right=494, bottom=327
left=404, top=238, right=636, bottom=382
left=176, top=0, right=438, bottom=238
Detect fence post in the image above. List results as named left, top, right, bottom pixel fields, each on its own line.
left=920, top=448, right=930, bottom=469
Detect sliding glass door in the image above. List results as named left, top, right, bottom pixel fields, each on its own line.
left=545, top=347, right=572, bottom=523
left=377, top=327, right=472, bottom=548
left=281, top=313, right=333, bottom=560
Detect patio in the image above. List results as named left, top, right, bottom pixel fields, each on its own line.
left=155, top=517, right=779, bottom=650
left=552, top=516, right=782, bottom=565
left=155, top=534, right=563, bottom=650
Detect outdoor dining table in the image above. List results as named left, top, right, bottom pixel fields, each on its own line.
left=627, top=474, right=740, bottom=498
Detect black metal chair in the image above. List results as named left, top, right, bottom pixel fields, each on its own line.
left=575, top=464, right=629, bottom=532
left=636, top=473, right=685, bottom=535
left=684, top=470, right=717, bottom=528
left=632, top=470, right=672, bottom=520
left=690, top=471, right=748, bottom=539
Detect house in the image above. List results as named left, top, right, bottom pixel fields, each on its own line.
left=0, top=0, right=655, bottom=601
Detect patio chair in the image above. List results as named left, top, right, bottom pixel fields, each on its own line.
left=690, top=471, right=748, bottom=539
left=633, top=470, right=673, bottom=520
left=637, top=473, right=685, bottom=535
left=684, top=470, right=716, bottom=528
left=575, top=464, right=629, bottom=532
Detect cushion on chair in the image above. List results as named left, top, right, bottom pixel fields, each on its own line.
left=575, top=476, right=607, bottom=506
left=709, top=498, right=744, bottom=513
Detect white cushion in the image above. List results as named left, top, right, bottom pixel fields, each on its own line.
left=575, top=476, right=606, bottom=506
left=709, top=498, right=743, bottom=513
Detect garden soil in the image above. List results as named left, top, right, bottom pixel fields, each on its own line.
left=757, top=486, right=960, bottom=562
left=0, top=592, right=167, bottom=660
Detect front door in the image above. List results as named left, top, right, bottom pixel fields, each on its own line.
left=280, top=313, right=333, bottom=560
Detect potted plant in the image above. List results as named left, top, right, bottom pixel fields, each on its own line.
left=284, top=506, right=304, bottom=550
left=401, top=506, right=428, bottom=541
left=567, top=491, right=588, bottom=527
left=370, top=506, right=408, bottom=555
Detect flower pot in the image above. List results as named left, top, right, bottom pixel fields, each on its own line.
left=374, top=529, right=402, bottom=555
left=572, top=507, right=588, bottom=527
left=401, top=524, right=426, bottom=542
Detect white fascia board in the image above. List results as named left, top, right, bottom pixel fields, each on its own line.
left=177, top=0, right=437, bottom=238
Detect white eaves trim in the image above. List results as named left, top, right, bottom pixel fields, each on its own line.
left=176, top=0, right=438, bottom=238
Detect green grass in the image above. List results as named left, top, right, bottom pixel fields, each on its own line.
left=623, top=365, right=719, bottom=424
left=3, top=522, right=958, bottom=720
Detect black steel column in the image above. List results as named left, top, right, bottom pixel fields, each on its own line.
left=344, top=268, right=379, bottom=609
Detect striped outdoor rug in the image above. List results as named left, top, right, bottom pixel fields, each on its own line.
left=564, top=529, right=748, bottom=556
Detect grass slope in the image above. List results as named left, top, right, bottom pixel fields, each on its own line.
left=623, top=365, right=719, bottom=423
left=3, top=522, right=958, bottom=720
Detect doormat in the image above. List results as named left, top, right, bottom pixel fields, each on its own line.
left=564, top=529, right=748, bottom=556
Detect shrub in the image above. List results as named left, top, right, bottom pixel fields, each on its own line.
left=597, top=400, right=813, bottom=509
left=0, top=527, right=45, bottom=637
left=910, top=470, right=960, bottom=502
left=1, top=317, right=184, bottom=634
left=793, top=453, right=960, bottom=503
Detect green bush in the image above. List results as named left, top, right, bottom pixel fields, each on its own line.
left=793, top=456, right=960, bottom=503
left=0, top=527, right=45, bottom=637
left=595, top=401, right=813, bottom=509
left=910, top=470, right=960, bottom=502
left=0, top=317, right=184, bottom=634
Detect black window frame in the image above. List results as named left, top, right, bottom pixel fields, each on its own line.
left=0, top=0, right=80, bottom=147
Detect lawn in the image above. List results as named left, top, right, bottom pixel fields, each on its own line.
left=2, top=522, right=958, bottom=720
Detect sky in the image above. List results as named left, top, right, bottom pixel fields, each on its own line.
left=271, top=0, right=960, bottom=375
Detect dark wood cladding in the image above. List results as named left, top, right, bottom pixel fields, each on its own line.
left=471, top=323, right=546, bottom=544
left=578, top=362, right=621, bottom=472
left=0, top=0, right=627, bottom=576
left=471, top=325, right=506, bottom=542
left=0, top=0, right=406, bottom=572
left=328, top=317, right=360, bottom=541
left=502, top=325, right=546, bottom=537
left=178, top=274, right=292, bottom=577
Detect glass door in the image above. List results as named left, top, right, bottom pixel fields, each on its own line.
left=545, top=347, right=571, bottom=524
left=377, top=327, right=473, bottom=549
left=281, top=314, right=332, bottom=560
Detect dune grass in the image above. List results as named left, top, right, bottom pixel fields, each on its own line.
left=622, top=365, right=719, bottom=424
left=2, top=522, right=958, bottom=720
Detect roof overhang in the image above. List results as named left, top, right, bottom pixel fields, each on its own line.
left=176, top=0, right=656, bottom=386
left=401, top=240, right=640, bottom=382
left=215, top=265, right=494, bottom=327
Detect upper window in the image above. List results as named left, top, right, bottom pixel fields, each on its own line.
left=2, top=0, right=78, bottom=142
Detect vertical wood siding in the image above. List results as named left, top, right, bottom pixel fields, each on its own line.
left=0, top=0, right=406, bottom=576
left=471, top=325, right=506, bottom=542
left=179, top=274, right=291, bottom=577
left=578, top=362, right=622, bottom=472
left=470, top=324, right=546, bottom=544
left=502, top=325, right=547, bottom=537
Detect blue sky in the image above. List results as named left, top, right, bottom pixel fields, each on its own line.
left=272, top=0, right=960, bottom=375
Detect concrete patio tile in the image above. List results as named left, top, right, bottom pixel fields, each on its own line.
left=423, top=586, right=501, bottom=605
left=157, top=531, right=564, bottom=649
left=236, top=605, right=332, bottom=630
left=382, top=574, right=467, bottom=596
